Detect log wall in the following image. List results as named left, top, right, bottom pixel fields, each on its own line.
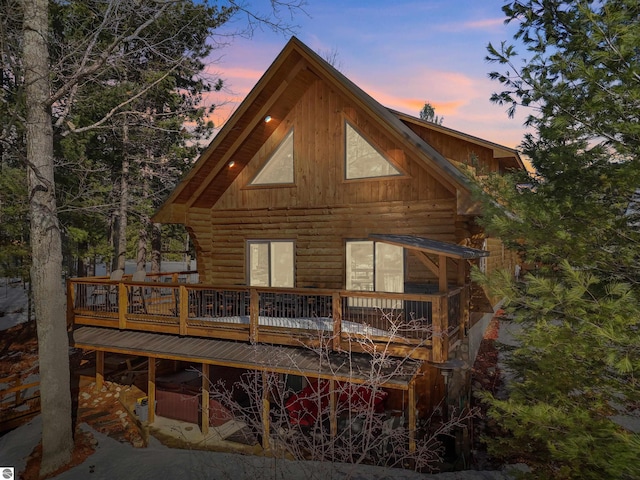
left=187, top=79, right=470, bottom=287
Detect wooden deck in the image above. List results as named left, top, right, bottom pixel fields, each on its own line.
left=68, top=272, right=468, bottom=363
left=72, top=326, right=421, bottom=389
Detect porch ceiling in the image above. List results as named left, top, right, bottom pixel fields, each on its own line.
left=73, top=327, right=421, bottom=389
left=369, top=233, right=489, bottom=259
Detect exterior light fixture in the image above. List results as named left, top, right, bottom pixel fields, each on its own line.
left=228, top=161, right=235, bottom=168
left=264, top=115, right=272, bottom=123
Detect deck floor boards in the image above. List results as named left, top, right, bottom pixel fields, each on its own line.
left=72, top=326, right=419, bottom=388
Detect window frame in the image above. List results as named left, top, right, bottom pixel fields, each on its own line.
left=345, top=240, right=405, bottom=293
left=343, top=120, right=402, bottom=181
left=248, top=129, right=295, bottom=186
left=247, top=239, right=295, bottom=288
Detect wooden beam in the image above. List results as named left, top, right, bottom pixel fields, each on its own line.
left=412, top=251, right=440, bottom=278
left=148, top=357, right=156, bottom=423
left=408, top=379, right=416, bottom=454
left=329, top=379, right=337, bottom=439
left=438, top=254, right=448, bottom=293
left=118, top=283, right=127, bottom=329
left=456, top=258, right=466, bottom=286
left=201, top=363, right=210, bottom=437
left=250, top=288, right=259, bottom=344
left=95, top=350, right=104, bottom=391
left=332, top=292, right=342, bottom=351
left=432, top=297, right=444, bottom=363
left=179, top=285, right=188, bottom=336
left=262, top=371, right=270, bottom=451
left=66, top=279, right=75, bottom=329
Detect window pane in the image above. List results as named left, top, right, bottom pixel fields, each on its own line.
left=375, top=243, right=404, bottom=293
left=251, top=130, right=294, bottom=185
left=249, top=243, right=269, bottom=286
left=346, top=241, right=374, bottom=291
left=271, top=242, right=294, bottom=288
left=345, top=123, right=400, bottom=179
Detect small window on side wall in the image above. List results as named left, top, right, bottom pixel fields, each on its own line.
left=346, top=240, right=404, bottom=293
left=248, top=240, right=294, bottom=287
left=345, top=122, right=401, bottom=180
left=250, top=130, right=294, bottom=185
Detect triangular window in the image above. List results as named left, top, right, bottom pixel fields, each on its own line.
left=345, top=122, right=401, bottom=179
left=250, top=130, right=294, bottom=185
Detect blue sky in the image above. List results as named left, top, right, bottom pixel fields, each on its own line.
left=205, top=0, right=530, bottom=148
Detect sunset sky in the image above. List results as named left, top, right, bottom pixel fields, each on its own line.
left=205, top=0, right=532, bottom=149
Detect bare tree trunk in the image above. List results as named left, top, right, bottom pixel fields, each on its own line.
left=22, top=0, right=73, bottom=475
left=150, top=223, right=162, bottom=274
left=136, top=169, right=149, bottom=272
left=115, top=123, right=129, bottom=271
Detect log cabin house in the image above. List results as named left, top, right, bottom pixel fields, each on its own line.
left=68, top=37, right=523, bottom=464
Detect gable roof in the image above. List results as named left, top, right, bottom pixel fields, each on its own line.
left=154, top=36, right=520, bottom=223
left=390, top=109, right=525, bottom=171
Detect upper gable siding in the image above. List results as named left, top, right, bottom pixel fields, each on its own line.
left=403, top=124, right=497, bottom=176
left=212, top=79, right=454, bottom=211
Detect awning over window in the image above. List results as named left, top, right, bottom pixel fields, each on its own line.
left=369, top=234, right=488, bottom=259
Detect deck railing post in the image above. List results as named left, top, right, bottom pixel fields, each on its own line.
left=179, top=285, right=188, bottom=335
left=250, top=288, right=259, bottom=344
left=432, top=294, right=448, bottom=363
left=460, top=285, right=470, bottom=340
left=66, top=279, right=75, bottom=329
left=332, top=292, right=342, bottom=351
left=118, top=282, right=127, bottom=329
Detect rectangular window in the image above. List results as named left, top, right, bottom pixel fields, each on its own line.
left=346, top=240, right=403, bottom=293
left=248, top=240, right=294, bottom=287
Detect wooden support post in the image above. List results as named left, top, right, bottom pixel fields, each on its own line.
left=438, top=254, right=448, bottom=293
left=66, top=279, right=75, bottom=329
left=148, top=357, right=156, bottom=424
left=250, top=288, right=259, bottom=344
left=461, top=285, right=470, bottom=339
left=201, top=363, right=210, bottom=437
left=432, top=297, right=442, bottom=363
left=432, top=295, right=448, bottom=363
left=409, top=380, right=416, bottom=454
left=179, top=285, right=188, bottom=335
left=329, top=380, right=337, bottom=439
left=457, top=258, right=466, bottom=286
left=332, top=292, right=342, bottom=351
left=118, top=282, right=127, bottom=329
left=262, top=371, right=270, bottom=451
left=95, top=350, right=104, bottom=391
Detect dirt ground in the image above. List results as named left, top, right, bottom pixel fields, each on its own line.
left=0, top=322, right=145, bottom=479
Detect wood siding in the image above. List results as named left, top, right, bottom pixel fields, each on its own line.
left=188, top=79, right=466, bottom=287
left=403, top=122, right=499, bottom=175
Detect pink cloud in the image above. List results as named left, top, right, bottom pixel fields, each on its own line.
left=436, top=17, right=506, bottom=33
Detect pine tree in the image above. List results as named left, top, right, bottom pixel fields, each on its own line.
left=477, top=1, right=640, bottom=478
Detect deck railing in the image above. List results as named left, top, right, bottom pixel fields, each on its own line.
left=68, top=272, right=468, bottom=362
